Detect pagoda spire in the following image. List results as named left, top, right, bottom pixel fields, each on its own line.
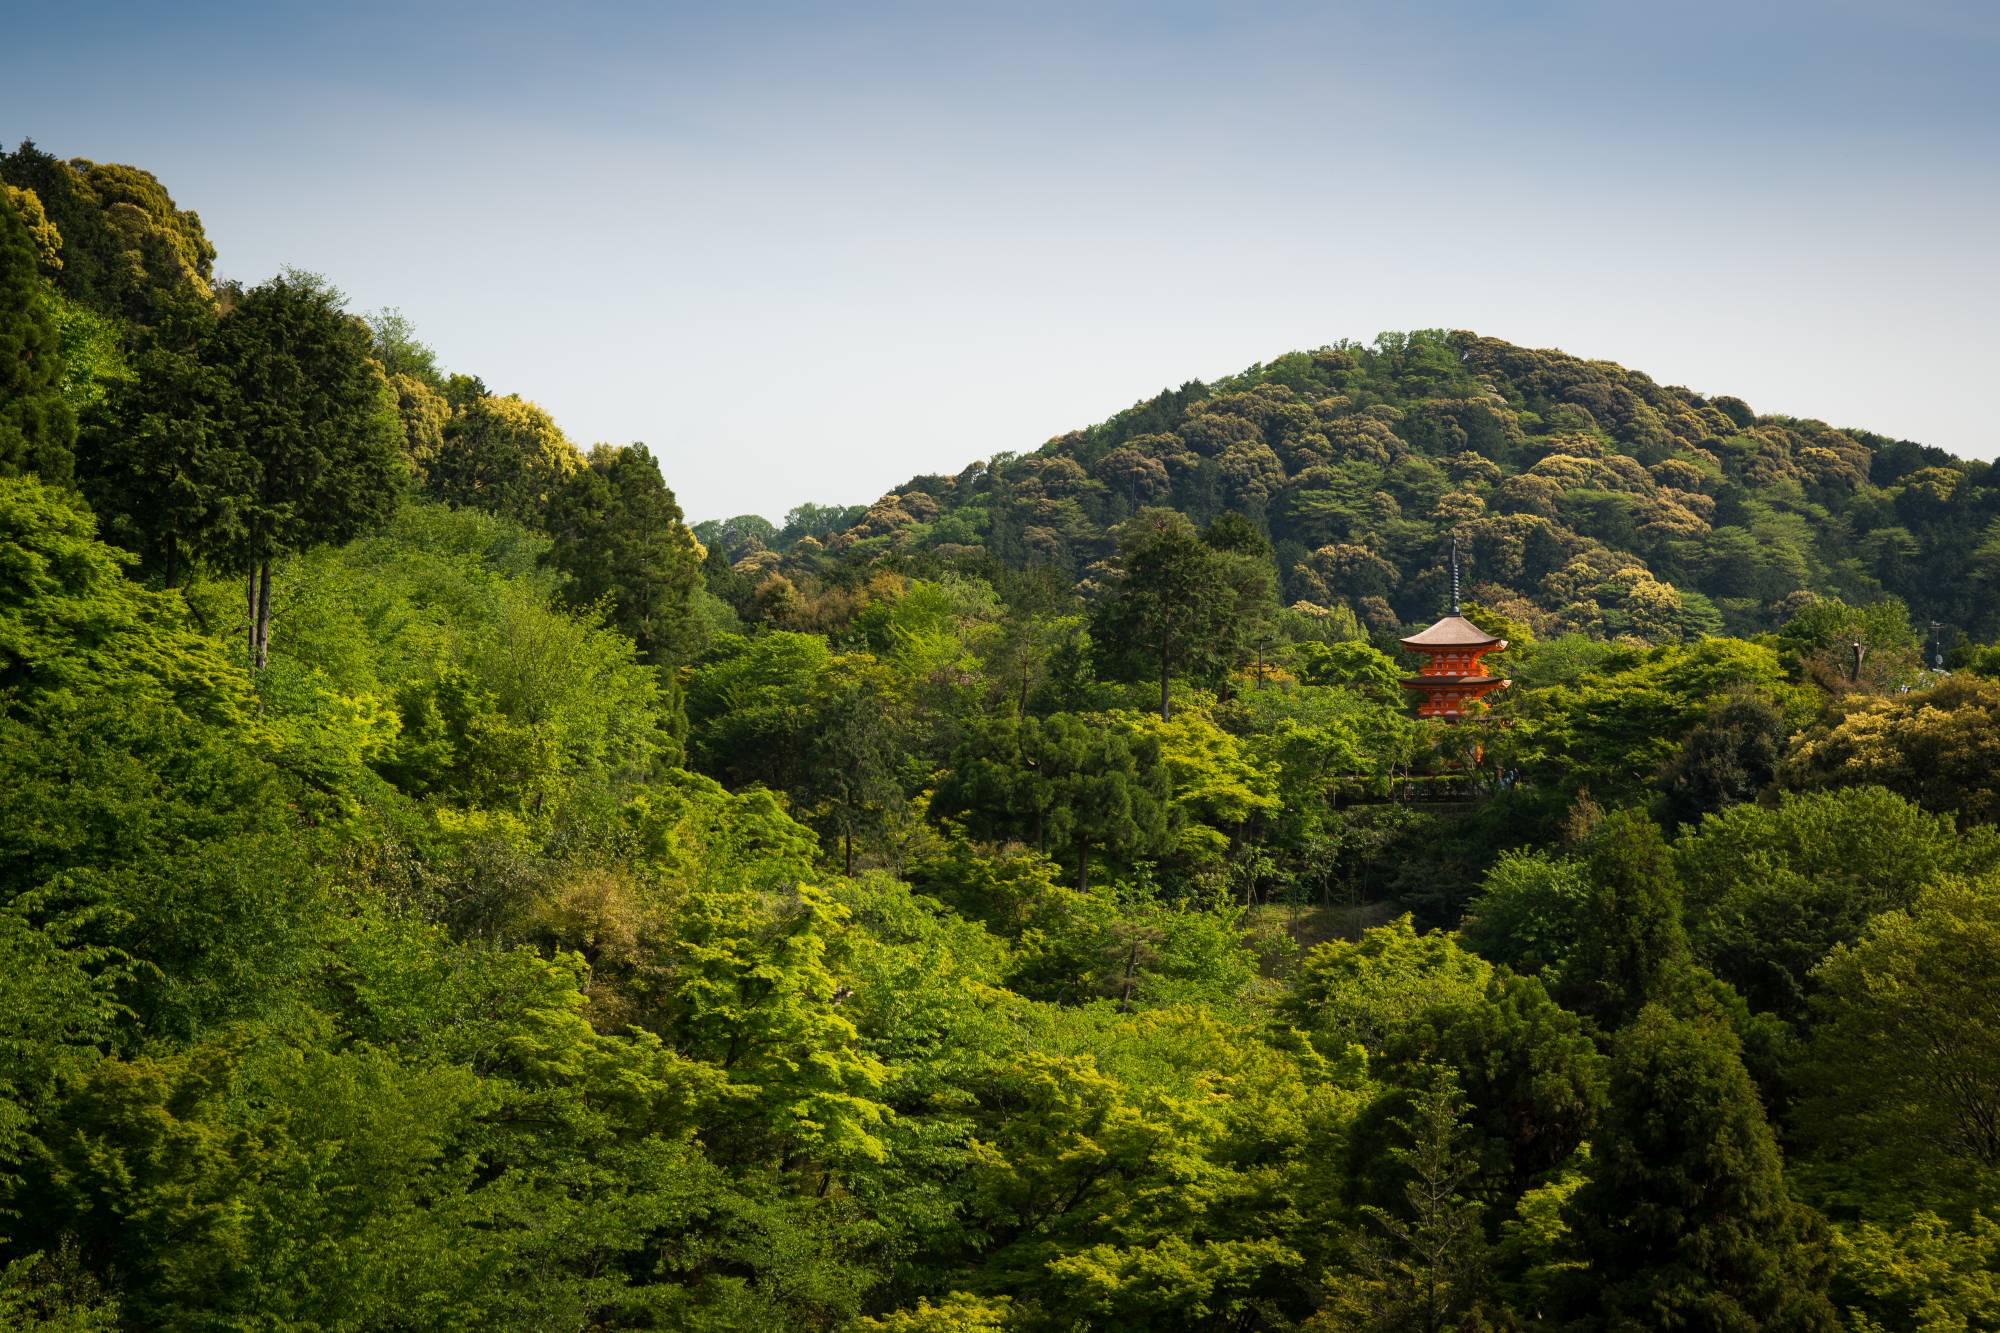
left=1450, top=531, right=1461, bottom=615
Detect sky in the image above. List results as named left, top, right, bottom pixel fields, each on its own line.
left=8, top=0, right=1999, bottom=521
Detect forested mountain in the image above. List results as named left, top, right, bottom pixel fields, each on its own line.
left=702, top=333, right=2000, bottom=643
left=5, top=142, right=2000, bottom=1332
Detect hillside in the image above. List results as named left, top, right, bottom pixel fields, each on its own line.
left=706, top=332, right=2000, bottom=641
left=7, top=142, right=2000, bottom=1331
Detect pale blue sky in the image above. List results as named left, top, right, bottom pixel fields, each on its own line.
left=9, top=0, right=1998, bottom=519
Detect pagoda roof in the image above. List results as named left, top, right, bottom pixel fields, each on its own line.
left=1400, top=615, right=1505, bottom=650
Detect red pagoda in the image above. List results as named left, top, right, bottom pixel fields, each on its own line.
left=1400, top=536, right=1509, bottom=721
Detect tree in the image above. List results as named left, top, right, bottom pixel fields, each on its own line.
left=1316, top=1069, right=1492, bottom=1333
left=931, top=712, right=1173, bottom=890
left=0, top=141, right=215, bottom=320
left=1459, top=849, right=1593, bottom=982
left=802, top=656, right=906, bottom=875
left=1557, top=810, right=1693, bottom=1027
left=365, top=306, right=440, bottom=384
left=981, top=563, right=1081, bottom=719
left=74, top=294, right=233, bottom=586
left=211, top=270, right=403, bottom=668
left=1786, top=674, right=2000, bottom=826
left=427, top=392, right=581, bottom=527
left=781, top=501, right=867, bottom=545
left=1801, top=876, right=2000, bottom=1176
left=1288, top=918, right=1603, bottom=1200
left=1656, top=688, right=1789, bottom=830
left=1776, top=595, right=1920, bottom=693
left=1567, top=1005, right=1837, bottom=1330
left=1673, top=787, right=1996, bottom=1026
left=1094, top=508, right=1240, bottom=720
left=545, top=442, right=706, bottom=664
left=0, top=189, right=75, bottom=482
left=1203, top=513, right=1282, bottom=684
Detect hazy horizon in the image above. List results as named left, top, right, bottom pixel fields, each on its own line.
left=10, top=0, right=1998, bottom=520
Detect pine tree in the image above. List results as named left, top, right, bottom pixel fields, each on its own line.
left=74, top=295, right=233, bottom=587
left=1319, top=1068, right=1493, bottom=1332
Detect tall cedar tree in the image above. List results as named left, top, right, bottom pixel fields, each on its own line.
left=0, top=191, right=75, bottom=482
left=1558, top=809, right=1693, bottom=1028
left=1568, top=1004, right=1837, bottom=1331
left=546, top=442, right=704, bottom=664
left=75, top=294, right=234, bottom=587
left=212, top=272, right=402, bottom=668
left=1093, top=507, right=1240, bottom=720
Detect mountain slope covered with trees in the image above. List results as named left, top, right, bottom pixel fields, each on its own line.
left=702, top=330, right=2000, bottom=646
left=4, top=142, right=2000, bottom=1332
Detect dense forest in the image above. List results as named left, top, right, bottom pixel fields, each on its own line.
left=3, top=141, right=1999, bottom=1331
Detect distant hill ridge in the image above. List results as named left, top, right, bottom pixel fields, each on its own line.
left=778, top=331, right=1997, bottom=639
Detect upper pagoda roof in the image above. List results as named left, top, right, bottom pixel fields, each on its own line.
left=1400, top=615, right=1505, bottom=650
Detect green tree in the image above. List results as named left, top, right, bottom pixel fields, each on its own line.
left=1801, top=876, right=2000, bottom=1179
left=212, top=270, right=404, bottom=668
left=1094, top=508, right=1240, bottom=720
left=1786, top=674, right=2000, bottom=826
left=1673, top=787, right=1997, bottom=1026
left=1657, top=688, right=1790, bottom=830
left=932, top=712, right=1173, bottom=890
left=1558, top=810, right=1693, bottom=1027
left=365, top=306, right=441, bottom=384
left=546, top=442, right=705, bottom=663
left=1459, top=848, right=1592, bottom=981
left=74, top=295, right=233, bottom=586
left=427, top=392, right=581, bottom=527
left=1203, top=512, right=1282, bottom=684
left=1776, top=595, right=1920, bottom=693
left=801, top=655, right=907, bottom=874
left=1317, top=1069, right=1493, bottom=1333
left=1567, top=1005, right=1837, bottom=1331
left=0, top=141, right=215, bottom=319
left=0, top=189, right=75, bottom=482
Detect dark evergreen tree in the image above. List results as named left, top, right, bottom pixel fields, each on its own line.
left=1557, top=810, right=1693, bottom=1028
left=211, top=271, right=403, bottom=668
left=1093, top=507, right=1239, bottom=720
left=1657, top=689, right=1789, bottom=831
left=932, top=713, right=1173, bottom=890
left=75, top=295, right=234, bottom=587
left=546, top=442, right=705, bottom=664
left=1567, top=1005, right=1837, bottom=1331
left=1202, top=512, right=1282, bottom=686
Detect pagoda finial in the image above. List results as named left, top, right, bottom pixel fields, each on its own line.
left=1449, top=532, right=1461, bottom=615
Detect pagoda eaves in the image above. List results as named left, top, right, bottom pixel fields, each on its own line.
left=1399, top=615, right=1510, bottom=721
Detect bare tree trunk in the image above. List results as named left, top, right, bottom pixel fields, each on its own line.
left=1159, top=645, right=1171, bottom=722
left=254, top=560, right=272, bottom=671
left=1076, top=841, right=1089, bottom=892
left=843, top=830, right=854, bottom=877
left=246, top=565, right=258, bottom=663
